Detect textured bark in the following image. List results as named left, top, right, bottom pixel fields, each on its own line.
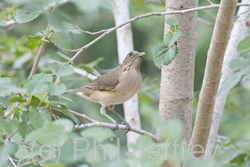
left=205, top=0, right=250, bottom=157
left=158, top=0, right=198, bottom=144
left=112, top=0, right=141, bottom=152
left=190, top=0, right=237, bottom=157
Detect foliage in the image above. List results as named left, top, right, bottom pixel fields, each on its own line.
left=0, top=0, right=250, bottom=166
left=153, top=18, right=180, bottom=68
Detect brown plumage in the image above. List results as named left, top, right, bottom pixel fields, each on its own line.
left=64, top=51, right=145, bottom=133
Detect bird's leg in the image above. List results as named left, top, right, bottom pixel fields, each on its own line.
left=108, top=105, right=131, bottom=133
left=100, top=105, right=119, bottom=131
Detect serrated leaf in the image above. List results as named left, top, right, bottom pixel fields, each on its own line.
left=58, top=105, right=80, bottom=125
left=237, top=38, right=250, bottom=53
left=165, top=18, right=179, bottom=25
left=48, top=83, right=67, bottom=96
left=24, top=79, right=48, bottom=94
left=48, top=62, right=74, bottom=77
left=32, top=73, right=53, bottom=82
left=14, top=9, right=40, bottom=23
left=153, top=43, right=178, bottom=69
left=23, top=73, right=53, bottom=95
left=78, top=64, right=101, bottom=76
left=29, top=109, right=52, bottom=129
left=27, top=35, right=43, bottom=49
left=0, top=78, right=26, bottom=97
left=164, top=30, right=181, bottom=46
left=50, top=32, right=71, bottom=50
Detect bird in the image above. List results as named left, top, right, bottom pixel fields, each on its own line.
left=64, top=51, right=145, bottom=133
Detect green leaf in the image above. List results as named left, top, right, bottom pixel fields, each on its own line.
left=27, top=35, right=43, bottom=49
left=50, top=32, right=71, bottom=50
left=26, top=122, right=67, bottom=146
left=18, top=121, right=34, bottom=138
left=153, top=43, right=178, bottom=69
left=0, top=119, right=19, bottom=136
left=29, top=95, right=41, bottom=107
left=230, top=55, right=250, bottom=71
left=53, top=118, right=74, bottom=132
left=164, top=30, right=181, bottom=46
left=217, top=72, right=242, bottom=96
left=237, top=38, right=250, bottom=53
left=14, top=9, right=40, bottom=23
left=0, top=78, right=26, bottom=97
left=78, top=64, right=101, bottom=76
left=81, top=127, right=115, bottom=143
left=48, top=62, right=74, bottom=77
left=215, top=149, right=244, bottom=167
left=24, top=79, right=48, bottom=94
left=0, top=142, right=18, bottom=165
left=29, top=109, right=52, bottom=129
left=7, top=96, right=26, bottom=103
left=48, top=83, right=67, bottom=96
left=58, top=105, right=80, bottom=125
left=165, top=18, right=179, bottom=25
left=23, top=73, right=53, bottom=94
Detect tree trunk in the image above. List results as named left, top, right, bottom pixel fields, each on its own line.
left=112, top=0, right=141, bottom=153
left=158, top=0, right=198, bottom=144
left=205, top=0, right=250, bottom=157
left=190, top=0, right=237, bottom=157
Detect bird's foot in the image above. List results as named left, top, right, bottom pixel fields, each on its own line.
left=122, top=121, right=131, bottom=133
left=111, top=123, right=119, bottom=131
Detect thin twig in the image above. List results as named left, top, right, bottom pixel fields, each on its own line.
left=9, top=156, right=17, bottom=167
left=207, top=0, right=215, bottom=5
left=28, top=27, right=49, bottom=79
left=75, top=122, right=164, bottom=143
left=3, top=0, right=71, bottom=29
left=64, top=107, right=163, bottom=142
left=68, top=3, right=250, bottom=63
left=68, top=109, right=96, bottom=123
left=72, top=24, right=109, bottom=35
left=198, top=17, right=214, bottom=27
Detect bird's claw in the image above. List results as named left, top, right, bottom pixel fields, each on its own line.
left=122, top=121, right=131, bottom=133
left=111, top=123, right=119, bottom=131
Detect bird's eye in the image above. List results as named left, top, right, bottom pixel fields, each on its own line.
left=129, top=52, right=132, bottom=57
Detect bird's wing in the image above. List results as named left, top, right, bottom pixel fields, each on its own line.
left=85, top=69, right=120, bottom=91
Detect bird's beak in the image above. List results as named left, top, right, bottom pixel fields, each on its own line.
left=139, top=52, right=145, bottom=57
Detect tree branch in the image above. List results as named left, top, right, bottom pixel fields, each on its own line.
left=75, top=122, right=163, bottom=143
left=205, top=0, right=250, bottom=157
left=64, top=107, right=163, bottom=143
left=190, top=0, right=238, bottom=157
left=67, top=2, right=250, bottom=63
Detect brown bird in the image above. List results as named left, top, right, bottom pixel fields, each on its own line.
left=64, top=51, right=145, bottom=133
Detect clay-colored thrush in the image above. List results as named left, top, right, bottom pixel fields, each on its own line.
left=64, top=51, right=145, bottom=133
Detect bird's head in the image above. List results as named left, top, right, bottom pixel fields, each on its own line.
left=121, top=51, right=145, bottom=71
